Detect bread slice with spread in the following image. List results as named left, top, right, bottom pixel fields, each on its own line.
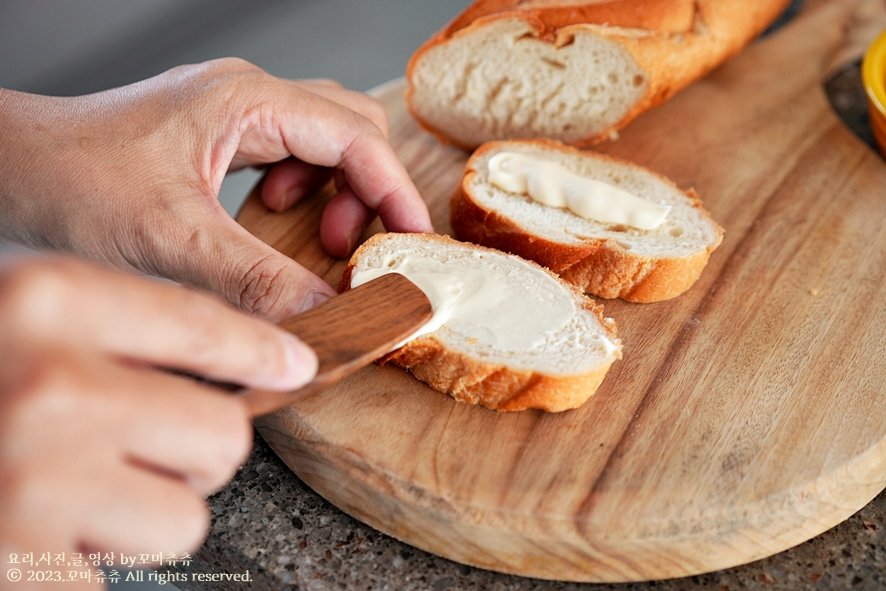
left=339, top=232, right=621, bottom=412
left=451, top=139, right=724, bottom=302
left=406, top=0, right=791, bottom=149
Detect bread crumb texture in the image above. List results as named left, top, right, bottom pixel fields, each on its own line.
left=409, top=17, right=647, bottom=148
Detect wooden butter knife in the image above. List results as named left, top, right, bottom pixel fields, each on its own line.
left=241, top=273, right=432, bottom=417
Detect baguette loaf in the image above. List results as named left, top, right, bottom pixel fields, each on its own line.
left=451, top=139, right=724, bottom=302
left=406, top=0, right=791, bottom=149
left=340, top=233, right=621, bottom=412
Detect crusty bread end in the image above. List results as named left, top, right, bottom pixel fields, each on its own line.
left=406, top=0, right=792, bottom=148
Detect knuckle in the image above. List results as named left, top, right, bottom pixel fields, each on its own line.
left=202, top=405, right=252, bottom=492
left=0, top=260, right=81, bottom=336
left=0, top=467, right=71, bottom=540
left=130, top=480, right=210, bottom=553
left=174, top=58, right=268, bottom=105
left=213, top=56, right=262, bottom=74
left=196, top=57, right=263, bottom=79
left=260, top=332, right=294, bottom=382
left=233, top=256, right=290, bottom=317
left=363, top=96, right=390, bottom=132
left=313, top=78, right=343, bottom=89
left=173, top=288, right=229, bottom=366
left=0, top=465, right=32, bottom=514
left=9, top=358, right=84, bottom=425
left=164, top=493, right=211, bottom=552
left=352, top=112, right=388, bottom=146
left=0, top=357, right=105, bottom=477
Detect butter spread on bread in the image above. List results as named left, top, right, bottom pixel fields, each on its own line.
left=350, top=248, right=574, bottom=349
left=406, top=0, right=792, bottom=149
left=452, top=139, right=724, bottom=302
left=488, top=151, right=670, bottom=229
left=340, top=233, right=621, bottom=412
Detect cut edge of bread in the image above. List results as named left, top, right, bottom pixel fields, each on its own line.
left=339, top=232, right=621, bottom=413
left=451, top=139, right=724, bottom=302
left=405, top=0, right=792, bottom=149
left=405, top=13, right=651, bottom=150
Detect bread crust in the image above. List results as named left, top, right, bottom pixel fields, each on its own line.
left=339, top=233, right=620, bottom=413
left=451, top=139, right=724, bottom=302
left=440, top=0, right=698, bottom=41
left=406, top=0, right=792, bottom=148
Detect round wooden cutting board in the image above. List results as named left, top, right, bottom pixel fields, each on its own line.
left=237, top=0, right=886, bottom=582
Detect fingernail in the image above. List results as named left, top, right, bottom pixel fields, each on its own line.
left=279, top=335, right=318, bottom=390
left=299, top=290, right=333, bottom=313
left=345, top=227, right=363, bottom=255
left=312, top=290, right=333, bottom=308
left=280, top=184, right=303, bottom=211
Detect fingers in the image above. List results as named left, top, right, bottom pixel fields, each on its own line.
left=170, top=212, right=338, bottom=320
left=274, top=91, right=433, bottom=234
left=104, top=366, right=251, bottom=495
left=0, top=350, right=246, bottom=567
left=226, top=73, right=433, bottom=238
left=78, top=463, right=209, bottom=556
left=218, top=68, right=426, bottom=242
left=290, top=79, right=391, bottom=136
left=0, top=257, right=322, bottom=388
left=2, top=350, right=251, bottom=497
left=320, top=185, right=377, bottom=258
left=261, top=157, right=332, bottom=212
left=120, top=192, right=339, bottom=320
left=8, top=457, right=209, bottom=560
left=125, top=389, right=250, bottom=496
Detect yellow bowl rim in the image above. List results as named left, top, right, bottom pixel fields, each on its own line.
left=863, top=28, right=886, bottom=118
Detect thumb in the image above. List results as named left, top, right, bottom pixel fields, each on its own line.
left=146, top=208, right=337, bottom=322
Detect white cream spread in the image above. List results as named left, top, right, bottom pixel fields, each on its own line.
left=581, top=333, right=621, bottom=358
left=350, top=250, right=617, bottom=353
left=487, top=152, right=671, bottom=230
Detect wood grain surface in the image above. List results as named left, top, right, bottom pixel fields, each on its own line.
left=236, top=0, right=886, bottom=582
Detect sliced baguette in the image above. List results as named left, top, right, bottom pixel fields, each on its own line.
left=406, top=0, right=791, bottom=149
left=451, top=139, right=724, bottom=302
left=339, top=232, right=621, bottom=413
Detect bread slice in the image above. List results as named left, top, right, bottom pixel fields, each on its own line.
left=339, top=233, right=621, bottom=412
left=406, top=0, right=791, bottom=149
left=451, top=140, right=724, bottom=302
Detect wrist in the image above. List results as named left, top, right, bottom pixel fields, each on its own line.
left=0, top=89, right=84, bottom=250
left=0, top=90, right=50, bottom=246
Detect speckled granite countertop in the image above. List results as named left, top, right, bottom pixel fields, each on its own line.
left=162, top=64, right=884, bottom=591
left=166, top=432, right=886, bottom=591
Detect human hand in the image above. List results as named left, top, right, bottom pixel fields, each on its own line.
left=0, top=256, right=317, bottom=590
left=0, top=59, right=433, bottom=321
